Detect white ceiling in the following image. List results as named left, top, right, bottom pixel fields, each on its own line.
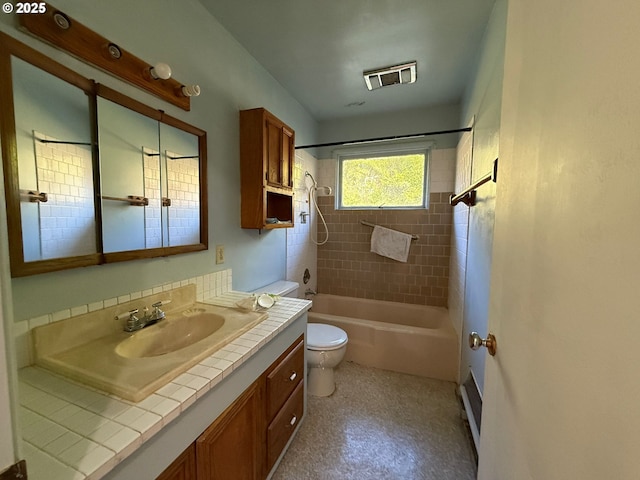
left=198, top=0, right=497, bottom=122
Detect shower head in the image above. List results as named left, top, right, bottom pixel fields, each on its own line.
left=304, top=171, right=318, bottom=186
left=304, top=171, right=332, bottom=195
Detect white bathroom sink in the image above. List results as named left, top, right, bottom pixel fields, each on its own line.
left=34, top=300, right=268, bottom=402
left=115, top=313, right=226, bottom=358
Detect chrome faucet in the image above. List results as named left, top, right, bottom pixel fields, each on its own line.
left=147, top=300, right=170, bottom=323
left=115, top=300, right=171, bottom=332
left=304, top=288, right=317, bottom=296
left=115, top=308, right=143, bottom=332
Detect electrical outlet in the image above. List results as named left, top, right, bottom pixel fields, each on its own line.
left=215, top=245, right=225, bottom=264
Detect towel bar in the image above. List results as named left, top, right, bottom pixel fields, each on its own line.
left=449, top=158, right=498, bottom=207
left=360, top=221, right=419, bottom=240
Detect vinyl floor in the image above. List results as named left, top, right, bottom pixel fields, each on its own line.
left=271, top=361, right=477, bottom=480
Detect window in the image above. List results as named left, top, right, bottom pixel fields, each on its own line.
left=336, top=142, right=431, bottom=209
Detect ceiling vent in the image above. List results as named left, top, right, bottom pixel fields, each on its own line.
left=363, top=61, right=417, bottom=91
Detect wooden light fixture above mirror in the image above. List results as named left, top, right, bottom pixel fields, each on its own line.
left=20, top=2, right=197, bottom=111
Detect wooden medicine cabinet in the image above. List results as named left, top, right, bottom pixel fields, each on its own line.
left=240, top=108, right=294, bottom=230
left=0, top=33, right=208, bottom=277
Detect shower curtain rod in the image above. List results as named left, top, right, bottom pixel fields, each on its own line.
left=294, top=126, right=472, bottom=150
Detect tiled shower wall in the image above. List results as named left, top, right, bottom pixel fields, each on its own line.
left=285, top=149, right=318, bottom=296
left=448, top=130, right=472, bottom=336
left=315, top=148, right=456, bottom=307
left=33, top=132, right=96, bottom=259
left=144, top=148, right=162, bottom=248
left=166, top=153, right=201, bottom=246
left=144, top=150, right=201, bottom=248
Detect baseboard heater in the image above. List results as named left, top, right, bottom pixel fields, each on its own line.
left=459, top=371, right=482, bottom=454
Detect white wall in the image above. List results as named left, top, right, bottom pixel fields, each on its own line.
left=448, top=129, right=472, bottom=340
left=479, top=0, right=640, bottom=478
left=286, top=149, right=318, bottom=295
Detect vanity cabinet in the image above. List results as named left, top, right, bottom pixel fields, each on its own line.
left=157, top=444, right=196, bottom=480
left=155, top=334, right=305, bottom=480
left=240, top=108, right=295, bottom=230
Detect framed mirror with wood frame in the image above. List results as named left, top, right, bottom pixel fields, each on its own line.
left=0, top=33, right=208, bottom=277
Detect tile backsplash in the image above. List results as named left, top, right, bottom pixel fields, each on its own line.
left=13, top=269, right=234, bottom=368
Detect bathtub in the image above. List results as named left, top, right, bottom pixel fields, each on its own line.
left=308, top=294, right=458, bottom=381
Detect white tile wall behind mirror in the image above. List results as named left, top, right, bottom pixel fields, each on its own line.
left=12, top=56, right=96, bottom=262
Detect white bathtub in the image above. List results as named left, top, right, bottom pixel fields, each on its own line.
left=309, top=294, right=458, bottom=381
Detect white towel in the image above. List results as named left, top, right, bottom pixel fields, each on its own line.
left=370, top=225, right=412, bottom=262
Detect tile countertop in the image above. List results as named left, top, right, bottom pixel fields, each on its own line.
left=17, top=292, right=312, bottom=480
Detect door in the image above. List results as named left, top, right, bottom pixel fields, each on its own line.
left=156, top=444, right=196, bottom=480
left=196, top=380, right=263, bottom=479
left=265, top=115, right=294, bottom=189
left=478, top=0, right=640, bottom=478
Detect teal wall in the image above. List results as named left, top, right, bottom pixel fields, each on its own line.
left=0, top=0, right=319, bottom=320
left=315, top=102, right=461, bottom=158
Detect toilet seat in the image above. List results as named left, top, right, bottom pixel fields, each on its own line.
left=307, top=323, right=348, bottom=351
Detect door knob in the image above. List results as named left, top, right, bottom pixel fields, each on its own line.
left=469, top=332, right=497, bottom=356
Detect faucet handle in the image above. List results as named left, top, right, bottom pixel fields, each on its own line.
left=149, top=300, right=170, bottom=322
left=115, top=308, right=139, bottom=321
left=115, top=309, right=142, bottom=332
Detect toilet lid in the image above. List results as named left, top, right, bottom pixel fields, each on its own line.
left=307, top=323, right=348, bottom=351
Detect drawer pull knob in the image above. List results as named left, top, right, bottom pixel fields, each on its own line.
left=290, top=415, right=297, bottom=426
left=289, top=372, right=297, bottom=382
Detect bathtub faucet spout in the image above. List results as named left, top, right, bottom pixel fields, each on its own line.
left=305, top=288, right=317, bottom=296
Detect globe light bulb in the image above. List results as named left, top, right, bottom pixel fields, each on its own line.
left=150, top=62, right=172, bottom=80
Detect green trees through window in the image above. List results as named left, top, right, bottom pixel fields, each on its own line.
left=340, top=152, right=427, bottom=208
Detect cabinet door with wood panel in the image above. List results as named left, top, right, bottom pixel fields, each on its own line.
left=156, top=444, right=196, bottom=480
left=265, top=115, right=294, bottom=189
left=196, top=379, right=264, bottom=480
left=240, top=107, right=295, bottom=230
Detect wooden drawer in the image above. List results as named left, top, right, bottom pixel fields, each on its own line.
left=266, top=379, right=304, bottom=471
left=266, top=337, right=304, bottom=420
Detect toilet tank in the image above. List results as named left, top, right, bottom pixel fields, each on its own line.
left=252, top=280, right=299, bottom=298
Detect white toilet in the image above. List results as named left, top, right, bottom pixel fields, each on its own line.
left=252, top=280, right=300, bottom=299
left=306, top=323, right=348, bottom=397
left=252, top=280, right=348, bottom=397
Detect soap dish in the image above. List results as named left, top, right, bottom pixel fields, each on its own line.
left=235, top=296, right=256, bottom=312
left=257, top=293, right=275, bottom=309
